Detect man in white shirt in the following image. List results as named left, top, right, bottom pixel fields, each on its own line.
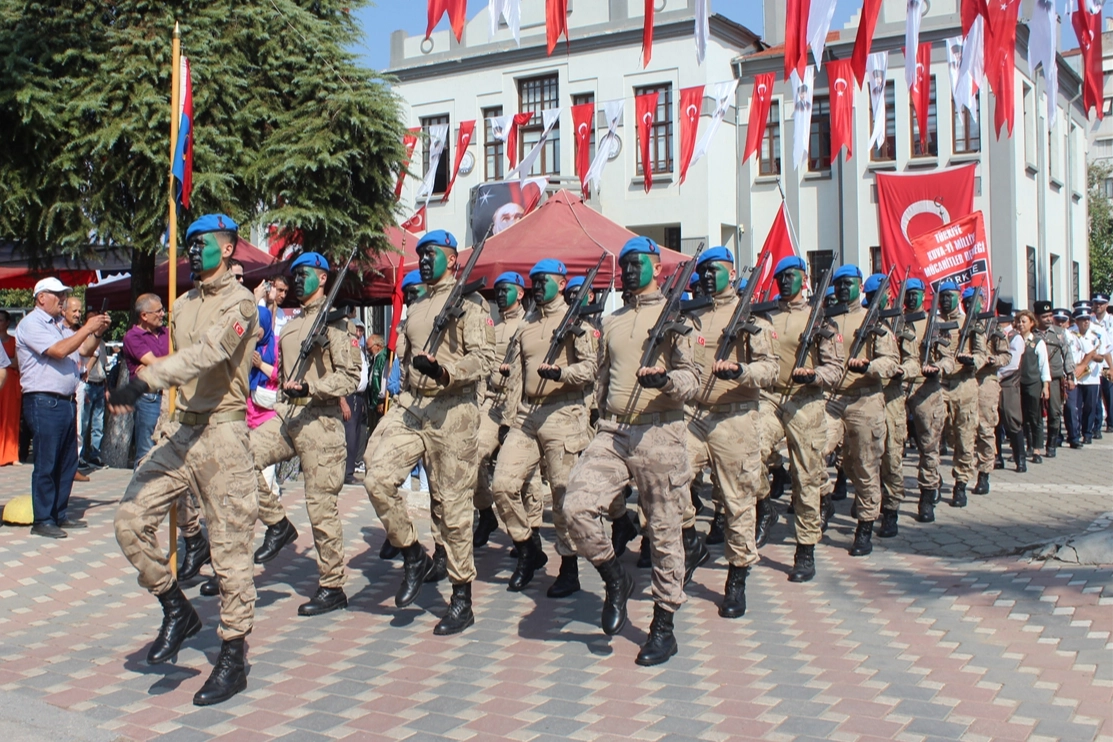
left=1090, top=293, right=1112, bottom=435
left=1070, top=307, right=1104, bottom=446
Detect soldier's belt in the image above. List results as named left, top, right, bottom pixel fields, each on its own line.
left=604, top=409, right=684, bottom=426
left=525, top=391, right=584, bottom=406
left=692, top=400, right=759, bottom=415
left=171, top=410, right=246, bottom=426
left=832, top=384, right=881, bottom=398
left=288, top=397, right=340, bottom=409
left=772, top=384, right=822, bottom=397
left=413, top=384, right=476, bottom=398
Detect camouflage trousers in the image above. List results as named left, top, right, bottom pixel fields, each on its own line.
left=943, top=377, right=979, bottom=484
left=880, top=382, right=908, bottom=512
left=565, top=418, right=690, bottom=611
left=115, top=418, right=258, bottom=641
left=908, top=379, right=946, bottom=490
left=363, top=391, right=479, bottom=584
left=254, top=403, right=347, bottom=589
left=822, top=387, right=887, bottom=522
left=477, top=405, right=547, bottom=528
left=176, top=489, right=202, bottom=538
left=769, top=388, right=827, bottom=546
left=756, top=395, right=787, bottom=502
left=975, top=375, right=1002, bottom=474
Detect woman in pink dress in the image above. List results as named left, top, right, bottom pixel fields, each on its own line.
left=0, top=311, right=22, bottom=466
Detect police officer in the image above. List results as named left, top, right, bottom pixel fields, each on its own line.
left=685, top=247, right=778, bottom=617
left=250, top=252, right=360, bottom=616
left=1093, top=293, right=1113, bottom=434
left=111, top=214, right=259, bottom=706
left=1035, top=301, right=1072, bottom=459
left=362, top=230, right=494, bottom=635
left=564, top=236, right=699, bottom=666
left=972, top=299, right=1014, bottom=494
left=942, top=286, right=987, bottom=507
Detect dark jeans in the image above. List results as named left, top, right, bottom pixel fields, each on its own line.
left=1099, top=375, right=1112, bottom=432
left=82, top=380, right=106, bottom=463
left=133, top=391, right=162, bottom=467
left=1046, top=379, right=1064, bottom=448
left=24, top=393, right=79, bottom=525
left=1065, top=386, right=1081, bottom=443
left=1077, top=384, right=1100, bottom=440
left=1020, top=382, right=1044, bottom=452
left=343, top=393, right=366, bottom=478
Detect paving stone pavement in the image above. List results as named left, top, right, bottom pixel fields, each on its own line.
left=0, top=437, right=1110, bottom=741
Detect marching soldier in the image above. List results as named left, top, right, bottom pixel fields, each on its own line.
left=564, top=236, right=699, bottom=666
left=941, top=286, right=988, bottom=507
left=1035, top=301, right=1073, bottom=459
left=362, top=230, right=495, bottom=635
left=972, top=299, right=1013, bottom=493
left=111, top=214, right=259, bottom=706
left=251, top=252, right=361, bottom=615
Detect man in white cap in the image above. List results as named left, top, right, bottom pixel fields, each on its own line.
left=15, top=277, right=109, bottom=538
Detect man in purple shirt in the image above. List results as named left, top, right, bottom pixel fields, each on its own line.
left=122, top=293, right=169, bottom=466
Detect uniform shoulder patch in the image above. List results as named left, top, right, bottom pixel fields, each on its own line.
left=771, top=330, right=778, bottom=339
left=239, top=299, right=256, bottom=319
left=486, top=317, right=495, bottom=326
left=592, top=329, right=600, bottom=338
left=697, top=335, right=706, bottom=346
left=351, top=337, right=360, bottom=347
left=836, top=333, right=844, bottom=344
left=233, top=321, right=246, bottom=337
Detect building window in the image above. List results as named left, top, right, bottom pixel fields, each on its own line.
left=1103, top=178, right=1113, bottom=199
left=1023, top=83, right=1036, bottom=166
left=910, top=77, right=938, bottom=158
left=1072, top=261, right=1080, bottom=303
left=483, top=106, right=504, bottom=181
left=1104, top=97, right=1113, bottom=117
left=663, top=226, right=682, bottom=252
left=1094, top=138, right=1113, bottom=160
left=870, top=81, right=896, bottom=162
left=518, top=74, right=560, bottom=175
left=572, top=92, right=596, bottom=164
left=953, top=92, right=981, bottom=154
left=870, top=246, right=882, bottom=276
left=420, top=114, right=450, bottom=195
left=1050, top=253, right=1060, bottom=305
left=1026, top=246, right=1037, bottom=308
left=635, top=83, right=674, bottom=176
left=808, top=250, right=835, bottom=290
left=1049, top=128, right=1062, bottom=183
left=809, top=95, right=831, bottom=172
left=760, top=100, right=782, bottom=176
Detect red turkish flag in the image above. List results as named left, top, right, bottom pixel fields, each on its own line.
left=742, top=73, right=776, bottom=164
left=985, top=0, right=1021, bottom=138
left=571, top=102, right=594, bottom=199
left=961, top=0, right=989, bottom=36
left=547, top=0, right=568, bottom=55
left=387, top=255, right=406, bottom=353
left=850, top=0, right=883, bottom=87
left=426, top=0, right=466, bottom=42
left=1073, top=0, right=1105, bottom=121
left=909, top=43, right=932, bottom=153
left=754, top=204, right=798, bottom=297
left=828, top=60, right=854, bottom=161
left=677, top=86, right=704, bottom=185
left=784, top=0, right=812, bottom=80
left=642, top=0, right=654, bottom=68
left=635, top=92, right=658, bottom=194
left=441, top=120, right=475, bottom=202
left=401, top=206, right=427, bottom=233
left=506, top=112, right=533, bottom=170
left=394, top=128, right=420, bottom=201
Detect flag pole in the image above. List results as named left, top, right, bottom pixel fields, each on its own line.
left=775, top=179, right=804, bottom=259
left=166, top=21, right=181, bottom=577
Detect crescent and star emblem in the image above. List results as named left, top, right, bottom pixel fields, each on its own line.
left=757, top=83, right=768, bottom=98
left=642, top=112, right=653, bottom=126
left=900, top=199, right=951, bottom=244
left=577, top=122, right=588, bottom=137
left=686, top=104, right=698, bottom=120
left=834, top=78, right=848, bottom=96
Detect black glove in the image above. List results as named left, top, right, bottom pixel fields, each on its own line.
left=497, top=424, right=509, bottom=446
left=412, top=355, right=443, bottom=379
left=848, top=359, right=871, bottom=373
left=109, top=378, right=150, bottom=407
left=713, top=363, right=746, bottom=381
left=499, top=365, right=511, bottom=377
left=589, top=408, right=599, bottom=428
left=285, top=381, right=310, bottom=398
left=537, top=366, right=562, bottom=381
left=792, top=368, right=818, bottom=385
left=958, top=354, right=975, bottom=367
left=923, top=366, right=940, bottom=378
left=637, top=370, right=669, bottom=389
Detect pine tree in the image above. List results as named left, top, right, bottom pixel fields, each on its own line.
left=0, top=0, right=407, bottom=295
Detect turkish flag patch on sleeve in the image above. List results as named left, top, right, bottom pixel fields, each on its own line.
left=352, top=338, right=360, bottom=347
left=486, top=317, right=495, bottom=326
left=697, top=336, right=706, bottom=346
left=836, top=334, right=844, bottom=344
left=233, top=322, right=245, bottom=337
left=593, top=329, right=601, bottom=338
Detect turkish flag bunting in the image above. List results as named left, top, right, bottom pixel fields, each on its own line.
left=909, top=43, right=932, bottom=153
left=441, top=120, right=475, bottom=203
left=850, top=0, right=883, bottom=87
left=743, top=73, right=776, bottom=164
left=1072, top=0, right=1105, bottom=121
left=571, top=102, right=595, bottom=199
left=754, top=204, right=798, bottom=297
left=401, top=206, right=427, bottom=233
left=507, top=112, right=533, bottom=170
left=394, top=128, right=420, bottom=201
left=546, top=0, right=569, bottom=55
left=828, top=60, right=854, bottom=161
left=642, top=0, right=654, bottom=68
left=785, top=0, right=812, bottom=80
left=677, top=86, right=704, bottom=185
left=635, top=92, right=658, bottom=194
left=962, top=0, right=989, bottom=37
left=426, top=0, right=466, bottom=42
left=985, top=0, right=1021, bottom=138
left=387, top=252, right=406, bottom=353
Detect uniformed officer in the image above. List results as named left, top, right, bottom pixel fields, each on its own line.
left=1035, top=301, right=1072, bottom=459
left=941, top=286, right=988, bottom=507
left=972, top=299, right=1013, bottom=494
left=564, top=236, right=699, bottom=666
left=1093, top=293, right=1113, bottom=434
left=250, top=252, right=360, bottom=616
left=362, top=230, right=494, bottom=635
left=764, top=257, right=844, bottom=582
left=111, top=214, right=259, bottom=706
left=685, top=247, right=778, bottom=617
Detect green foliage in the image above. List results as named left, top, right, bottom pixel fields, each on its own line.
left=1088, top=162, right=1113, bottom=296
left=0, top=0, right=407, bottom=264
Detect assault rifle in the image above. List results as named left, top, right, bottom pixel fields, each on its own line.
left=955, top=285, right=984, bottom=361
left=781, top=262, right=837, bottom=400
left=422, top=228, right=491, bottom=358
left=543, top=252, right=608, bottom=366
left=977, top=278, right=1003, bottom=337
left=881, top=267, right=912, bottom=337
left=847, top=273, right=890, bottom=362
left=638, top=243, right=706, bottom=372
left=920, top=285, right=950, bottom=367
left=290, top=245, right=359, bottom=383
left=714, top=251, right=771, bottom=365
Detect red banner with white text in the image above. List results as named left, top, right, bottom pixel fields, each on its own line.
left=908, top=211, right=992, bottom=293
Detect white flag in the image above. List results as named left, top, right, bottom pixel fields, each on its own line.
left=867, top=52, right=889, bottom=152
left=807, top=0, right=839, bottom=70
left=690, top=80, right=739, bottom=167
left=416, top=124, right=449, bottom=205
left=905, top=0, right=924, bottom=91
left=694, top=0, right=710, bottom=65
left=508, top=107, right=561, bottom=180
left=792, top=66, right=815, bottom=171
left=488, top=114, right=513, bottom=144
left=585, top=100, right=624, bottom=193
left=956, top=16, right=983, bottom=123
left=1029, top=0, right=1058, bottom=127
left=488, top=0, right=521, bottom=46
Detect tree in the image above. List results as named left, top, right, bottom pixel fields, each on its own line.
left=0, top=0, right=407, bottom=299
left=1088, top=162, right=1113, bottom=297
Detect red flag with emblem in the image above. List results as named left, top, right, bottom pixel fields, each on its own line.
left=985, top=0, right=1021, bottom=138
left=828, top=60, right=854, bottom=160
left=962, top=0, right=989, bottom=36
left=755, top=204, right=798, bottom=296
left=441, top=120, right=475, bottom=202
left=507, top=112, right=533, bottom=169
left=677, top=85, right=704, bottom=185
left=635, top=91, right=658, bottom=193
left=1073, top=0, right=1105, bottom=121
left=400, top=206, right=427, bottom=233
left=426, top=0, right=466, bottom=42
left=571, top=102, right=594, bottom=199
left=394, top=128, right=420, bottom=201
left=642, top=0, right=654, bottom=67
left=909, top=43, right=932, bottom=152
left=743, top=73, right=776, bottom=164
left=850, top=0, right=883, bottom=86
left=785, top=0, right=812, bottom=80
left=547, top=0, right=568, bottom=55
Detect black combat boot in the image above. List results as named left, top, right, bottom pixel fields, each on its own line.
left=547, top=556, right=580, bottom=598
left=1011, top=431, right=1027, bottom=473
left=950, top=481, right=968, bottom=508
left=636, top=535, right=652, bottom=568
left=787, top=544, right=816, bottom=583
left=917, top=489, right=936, bottom=523
left=148, top=581, right=202, bottom=665
left=596, top=557, right=634, bottom=636
left=508, top=537, right=539, bottom=592
left=199, top=575, right=219, bottom=597
left=831, top=468, right=848, bottom=501
left=683, top=527, right=710, bottom=586
left=705, top=511, right=726, bottom=545
left=425, top=543, right=448, bottom=583
left=610, top=514, right=638, bottom=557
left=193, top=638, right=247, bottom=706
left=719, top=565, right=748, bottom=619
left=177, top=533, right=211, bottom=582
left=433, top=582, right=474, bottom=635
left=395, top=542, right=433, bottom=608
left=473, top=507, right=498, bottom=547
left=253, top=518, right=298, bottom=564
left=1045, top=442, right=1056, bottom=459
left=298, top=586, right=347, bottom=616
left=994, top=427, right=1006, bottom=469
left=690, top=485, right=705, bottom=516
left=877, top=509, right=899, bottom=538
left=769, top=465, right=788, bottom=499
left=379, top=538, right=400, bottom=560
left=755, top=498, right=778, bottom=547
left=635, top=603, right=678, bottom=666
left=530, top=528, right=549, bottom=570
left=820, top=494, right=835, bottom=533
left=848, top=521, right=873, bottom=557
left=972, top=472, right=990, bottom=495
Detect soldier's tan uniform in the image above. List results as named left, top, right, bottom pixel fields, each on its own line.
left=881, top=322, right=917, bottom=511
left=756, top=394, right=787, bottom=501
left=821, top=302, right=901, bottom=521
left=565, top=290, right=699, bottom=611
left=115, top=271, right=259, bottom=641
left=494, top=296, right=597, bottom=554
left=765, top=297, right=844, bottom=545
left=905, top=315, right=957, bottom=490
left=686, top=293, right=779, bottom=567
left=362, top=277, right=495, bottom=584
left=253, top=296, right=360, bottom=588
left=940, top=308, right=988, bottom=485
left=976, top=323, right=1012, bottom=472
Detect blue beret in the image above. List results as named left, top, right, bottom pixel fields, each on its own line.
left=962, top=287, right=978, bottom=300
left=1092, top=293, right=1110, bottom=303
left=938, top=280, right=960, bottom=292
left=185, top=214, right=238, bottom=242
left=906, top=278, right=925, bottom=291
left=402, top=270, right=423, bottom=289
left=618, top=236, right=660, bottom=261
left=416, top=229, right=458, bottom=252
left=773, top=256, right=807, bottom=276
left=566, top=276, right=585, bottom=290
left=832, top=265, right=863, bottom=282
left=290, top=252, right=330, bottom=272
left=696, top=246, right=734, bottom=268
left=824, top=286, right=835, bottom=296
left=529, top=259, right=567, bottom=277
left=863, top=273, right=886, bottom=294
left=689, top=272, right=700, bottom=286
left=494, top=271, right=526, bottom=288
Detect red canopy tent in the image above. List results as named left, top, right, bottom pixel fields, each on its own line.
left=349, top=226, right=423, bottom=304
